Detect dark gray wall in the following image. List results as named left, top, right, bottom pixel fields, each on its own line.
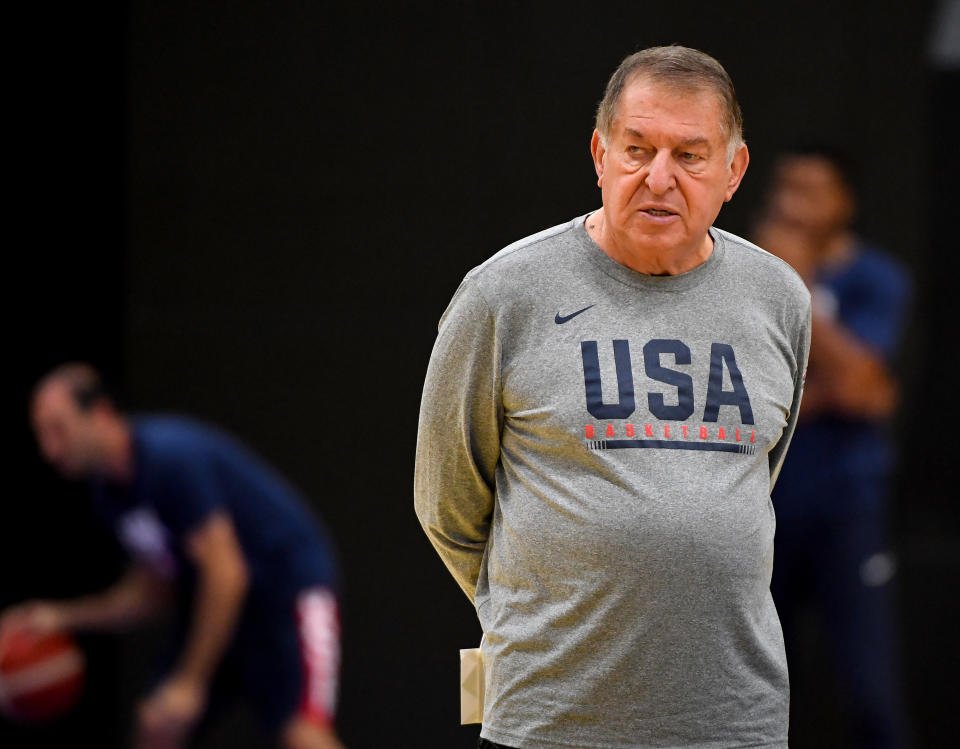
left=7, top=2, right=956, bottom=747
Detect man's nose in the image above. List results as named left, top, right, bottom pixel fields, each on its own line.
left=644, top=151, right=677, bottom=195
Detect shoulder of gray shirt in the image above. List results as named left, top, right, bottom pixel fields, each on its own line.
left=455, top=216, right=811, bottom=323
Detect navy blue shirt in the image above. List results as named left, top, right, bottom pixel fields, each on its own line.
left=93, top=416, right=338, bottom=605
left=774, top=243, right=910, bottom=517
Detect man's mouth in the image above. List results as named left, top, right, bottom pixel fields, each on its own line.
left=642, top=208, right=675, bottom=216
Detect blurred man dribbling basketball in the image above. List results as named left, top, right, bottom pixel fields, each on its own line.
left=1, top=363, right=345, bottom=749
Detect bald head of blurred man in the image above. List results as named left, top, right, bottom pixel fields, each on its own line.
left=31, top=363, right=131, bottom=481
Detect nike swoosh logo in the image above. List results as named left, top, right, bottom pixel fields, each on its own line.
left=555, top=305, right=594, bottom=324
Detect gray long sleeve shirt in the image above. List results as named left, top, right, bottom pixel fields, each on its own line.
left=415, top=215, right=811, bottom=748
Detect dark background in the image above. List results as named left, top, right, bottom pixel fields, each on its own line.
left=5, top=1, right=958, bottom=747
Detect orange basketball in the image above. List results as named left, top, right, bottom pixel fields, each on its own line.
left=0, top=628, right=85, bottom=722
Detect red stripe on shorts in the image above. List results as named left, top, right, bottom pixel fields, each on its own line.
left=294, top=588, right=340, bottom=727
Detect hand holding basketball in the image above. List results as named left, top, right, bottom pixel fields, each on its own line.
left=0, top=601, right=70, bottom=642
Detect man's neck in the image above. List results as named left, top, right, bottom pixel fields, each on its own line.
left=817, top=230, right=857, bottom=273
left=585, top=208, right=713, bottom=276
left=100, top=418, right=134, bottom=483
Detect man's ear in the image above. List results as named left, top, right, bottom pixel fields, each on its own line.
left=590, top=129, right=606, bottom=187
left=724, top=143, right=749, bottom=202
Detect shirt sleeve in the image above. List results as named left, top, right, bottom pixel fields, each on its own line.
left=768, top=293, right=812, bottom=492
left=150, top=450, right=226, bottom=543
left=840, top=260, right=911, bottom=361
left=414, top=276, right=503, bottom=603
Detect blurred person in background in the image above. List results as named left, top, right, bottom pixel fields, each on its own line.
left=754, top=146, right=911, bottom=748
left=0, top=363, right=345, bottom=749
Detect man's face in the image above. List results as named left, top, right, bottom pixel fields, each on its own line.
left=31, top=383, right=102, bottom=478
left=768, top=155, right=854, bottom=236
left=591, top=77, right=748, bottom=258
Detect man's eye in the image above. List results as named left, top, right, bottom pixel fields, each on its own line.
left=682, top=152, right=701, bottom=161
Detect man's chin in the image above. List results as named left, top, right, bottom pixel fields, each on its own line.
left=54, top=462, right=88, bottom=480
left=625, top=227, right=687, bottom=254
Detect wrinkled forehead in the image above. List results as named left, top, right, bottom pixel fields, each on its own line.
left=611, top=76, right=728, bottom=141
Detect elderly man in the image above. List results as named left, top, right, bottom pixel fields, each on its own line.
left=1, top=363, right=344, bottom=749
left=415, top=46, right=811, bottom=748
